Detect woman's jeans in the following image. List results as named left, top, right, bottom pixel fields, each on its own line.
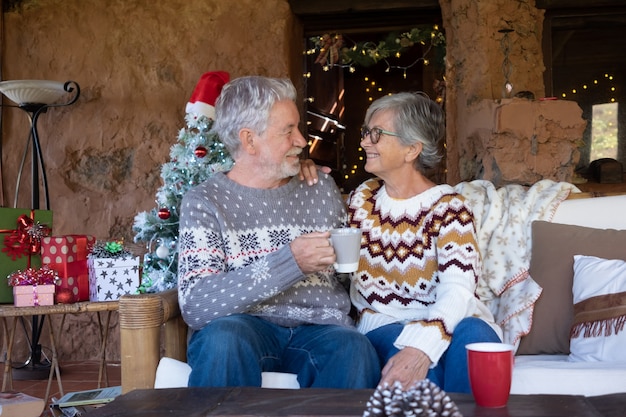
left=187, top=313, right=381, bottom=388
left=366, top=317, right=502, bottom=393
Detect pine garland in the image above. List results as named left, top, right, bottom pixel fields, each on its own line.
left=310, top=25, right=446, bottom=71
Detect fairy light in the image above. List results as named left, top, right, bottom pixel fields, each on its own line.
left=560, top=73, right=617, bottom=102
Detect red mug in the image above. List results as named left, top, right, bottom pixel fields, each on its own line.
left=466, top=342, right=515, bottom=408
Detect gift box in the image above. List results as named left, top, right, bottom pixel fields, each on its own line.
left=88, top=256, right=140, bottom=301
left=0, top=208, right=53, bottom=303
left=8, top=266, right=59, bottom=307
left=13, top=284, right=55, bottom=306
left=41, top=235, right=95, bottom=303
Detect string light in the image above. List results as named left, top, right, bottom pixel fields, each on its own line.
left=308, top=25, right=445, bottom=78
left=560, top=73, right=617, bottom=103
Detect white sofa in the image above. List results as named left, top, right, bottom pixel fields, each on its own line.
left=119, top=191, right=626, bottom=396
left=510, top=193, right=626, bottom=396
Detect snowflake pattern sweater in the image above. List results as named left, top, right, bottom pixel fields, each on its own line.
left=348, top=178, right=499, bottom=365
left=178, top=171, right=353, bottom=331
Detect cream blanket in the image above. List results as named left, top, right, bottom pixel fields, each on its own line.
left=454, top=179, right=579, bottom=348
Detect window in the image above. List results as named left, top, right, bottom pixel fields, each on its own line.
left=544, top=5, right=626, bottom=173
left=590, top=102, right=619, bottom=161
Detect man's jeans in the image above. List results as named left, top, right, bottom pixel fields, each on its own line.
left=187, top=314, right=380, bottom=388
left=366, top=317, right=502, bottom=393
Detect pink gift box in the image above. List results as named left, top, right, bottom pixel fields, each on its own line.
left=41, top=235, right=95, bottom=302
left=13, top=284, right=55, bottom=307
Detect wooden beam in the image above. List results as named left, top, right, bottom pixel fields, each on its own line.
left=289, top=0, right=439, bottom=16
left=288, top=0, right=441, bottom=35
left=537, top=0, right=625, bottom=9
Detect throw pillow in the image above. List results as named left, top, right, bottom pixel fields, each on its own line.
left=569, top=255, right=626, bottom=362
left=517, top=221, right=626, bottom=355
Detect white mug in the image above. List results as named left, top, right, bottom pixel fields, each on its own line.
left=330, top=228, right=362, bottom=273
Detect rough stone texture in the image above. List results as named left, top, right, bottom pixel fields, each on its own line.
left=460, top=98, right=584, bottom=185
left=0, top=0, right=296, bottom=362
left=1, top=0, right=583, bottom=362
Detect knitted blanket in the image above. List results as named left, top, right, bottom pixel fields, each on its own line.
left=454, top=179, right=580, bottom=348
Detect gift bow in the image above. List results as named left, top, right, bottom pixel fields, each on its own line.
left=90, top=239, right=133, bottom=259
left=8, top=265, right=60, bottom=286
left=1, top=211, right=51, bottom=263
left=16, top=214, right=52, bottom=254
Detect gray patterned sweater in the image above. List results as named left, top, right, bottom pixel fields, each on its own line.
left=177, top=171, right=352, bottom=331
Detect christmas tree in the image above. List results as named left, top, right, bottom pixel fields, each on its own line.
left=132, top=72, right=232, bottom=293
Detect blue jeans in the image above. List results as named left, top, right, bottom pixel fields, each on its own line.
left=366, top=317, right=501, bottom=393
left=187, top=314, right=381, bottom=388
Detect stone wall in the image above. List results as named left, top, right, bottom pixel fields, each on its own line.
left=460, top=98, right=584, bottom=185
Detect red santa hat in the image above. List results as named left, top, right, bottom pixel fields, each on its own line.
left=185, top=71, right=230, bottom=119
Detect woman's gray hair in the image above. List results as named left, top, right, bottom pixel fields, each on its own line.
left=364, top=92, right=444, bottom=172
left=212, top=76, right=297, bottom=157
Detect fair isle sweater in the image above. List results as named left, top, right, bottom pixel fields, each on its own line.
left=348, top=178, right=500, bottom=365
left=177, top=171, right=353, bottom=331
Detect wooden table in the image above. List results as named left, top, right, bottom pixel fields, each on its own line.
left=0, top=300, right=118, bottom=403
left=86, top=386, right=626, bottom=417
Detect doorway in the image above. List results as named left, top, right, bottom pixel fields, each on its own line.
left=303, top=27, right=445, bottom=192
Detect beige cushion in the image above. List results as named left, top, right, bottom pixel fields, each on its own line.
left=517, top=221, right=626, bottom=355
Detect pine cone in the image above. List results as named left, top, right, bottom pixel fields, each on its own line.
left=363, top=380, right=463, bottom=417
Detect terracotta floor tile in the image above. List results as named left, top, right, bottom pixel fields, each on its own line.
left=1, top=360, right=121, bottom=417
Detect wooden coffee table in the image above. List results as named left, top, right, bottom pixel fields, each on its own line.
left=86, top=386, right=626, bottom=416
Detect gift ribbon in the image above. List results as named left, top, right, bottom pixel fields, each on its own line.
left=75, top=236, right=91, bottom=260
left=1, top=210, right=51, bottom=265
left=33, top=284, right=40, bottom=306
left=49, top=260, right=90, bottom=301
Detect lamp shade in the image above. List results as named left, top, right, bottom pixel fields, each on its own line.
left=0, top=80, right=67, bottom=105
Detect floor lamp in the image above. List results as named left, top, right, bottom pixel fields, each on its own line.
left=0, top=79, right=80, bottom=379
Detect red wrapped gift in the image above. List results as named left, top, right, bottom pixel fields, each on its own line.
left=41, top=235, right=95, bottom=303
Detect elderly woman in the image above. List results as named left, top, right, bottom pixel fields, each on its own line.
left=303, top=92, right=502, bottom=393
left=348, top=92, right=503, bottom=393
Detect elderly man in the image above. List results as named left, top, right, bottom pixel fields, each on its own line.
left=177, top=75, right=379, bottom=388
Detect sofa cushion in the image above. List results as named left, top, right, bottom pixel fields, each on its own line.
left=517, top=221, right=626, bottom=355
left=569, top=255, right=626, bottom=362
left=511, top=354, right=626, bottom=396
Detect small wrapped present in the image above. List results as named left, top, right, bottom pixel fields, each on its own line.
left=8, top=266, right=59, bottom=307
left=0, top=208, right=53, bottom=303
left=41, top=235, right=96, bottom=303
left=13, top=284, right=56, bottom=307
left=88, top=241, right=140, bottom=302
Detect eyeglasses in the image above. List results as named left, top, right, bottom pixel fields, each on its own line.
left=360, top=125, right=402, bottom=144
